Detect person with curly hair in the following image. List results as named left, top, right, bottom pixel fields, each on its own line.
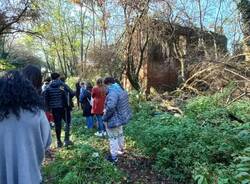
left=22, top=64, right=43, bottom=94
left=0, top=70, right=51, bottom=184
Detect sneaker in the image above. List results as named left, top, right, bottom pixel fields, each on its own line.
left=94, top=132, right=103, bottom=137
left=64, top=140, right=74, bottom=147
left=50, top=122, right=55, bottom=128
left=102, top=131, right=107, bottom=136
left=57, top=141, right=63, bottom=148
left=106, top=155, right=118, bottom=163
left=117, top=150, right=124, bottom=155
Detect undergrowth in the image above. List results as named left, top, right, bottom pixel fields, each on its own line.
left=43, top=88, right=250, bottom=184
left=127, top=88, right=250, bottom=183
left=42, top=111, right=124, bottom=184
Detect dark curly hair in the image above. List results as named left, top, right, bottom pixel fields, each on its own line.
left=0, top=70, right=44, bottom=121
left=22, top=64, right=42, bottom=91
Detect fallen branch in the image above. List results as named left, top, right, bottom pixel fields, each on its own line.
left=227, top=92, right=246, bottom=105
left=182, top=66, right=220, bottom=89
left=167, top=106, right=183, bottom=115
left=226, top=87, right=238, bottom=104
left=224, top=68, right=250, bottom=82
left=225, top=54, right=246, bottom=63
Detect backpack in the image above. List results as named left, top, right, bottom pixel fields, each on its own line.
left=60, top=85, right=73, bottom=109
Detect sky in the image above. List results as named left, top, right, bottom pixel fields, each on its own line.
left=1, top=0, right=243, bottom=53
left=90, top=0, right=243, bottom=52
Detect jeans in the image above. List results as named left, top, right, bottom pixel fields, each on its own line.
left=96, top=115, right=105, bottom=132
left=106, top=126, right=124, bottom=158
left=86, top=116, right=94, bottom=129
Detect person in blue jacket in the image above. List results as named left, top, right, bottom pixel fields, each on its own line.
left=102, top=77, right=132, bottom=163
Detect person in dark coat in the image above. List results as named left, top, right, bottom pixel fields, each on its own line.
left=60, top=76, right=75, bottom=146
left=80, top=82, right=94, bottom=129
left=44, top=73, right=74, bottom=147
left=75, top=80, right=81, bottom=109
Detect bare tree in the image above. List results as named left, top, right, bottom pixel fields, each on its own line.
left=0, top=0, right=40, bottom=35
left=120, top=0, right=151, bottom=90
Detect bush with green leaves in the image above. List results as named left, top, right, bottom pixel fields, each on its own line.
left=235, top=147, right=250, bottom=184
left=126, top=90, right=250, bottom=183
left=185, top=93, right=230, bottom=126
left=228, top=100, right=250, bottom=123
left=193, top=163, right=238, bottom=184
left=43, top=144, right=123, bottom=184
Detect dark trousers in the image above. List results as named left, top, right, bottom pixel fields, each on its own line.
left=52, top=108, right=72, bottom=142
left=63, top=108, right=71, bottom=141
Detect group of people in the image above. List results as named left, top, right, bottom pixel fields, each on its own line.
left=77, top=79, right=107, bottom=136
left=0, top=64, right=132, bottom=184
left=76, top=77, right=132, bottom=162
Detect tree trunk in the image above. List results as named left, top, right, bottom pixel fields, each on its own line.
left=80, top=4, right=86, bottom=73
left=237, top=0, right=250, bottom=62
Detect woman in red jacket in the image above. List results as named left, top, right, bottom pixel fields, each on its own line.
left=92, top=78, right=106, bottom=136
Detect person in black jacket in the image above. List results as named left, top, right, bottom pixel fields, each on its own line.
left=60, top=76, right=75, bottom=145
left=44, top=73, right=74, bottom=147
left=80, top=82, right=94, bottom=129
left=75, top=80, right=81, bottom=109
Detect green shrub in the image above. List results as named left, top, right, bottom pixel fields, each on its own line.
left=193, top=163, right=238, bottom=184
left=126, top=92, right=250, bottom=183
left=184, top=94, right=231, bottom=126
left=43, top=88, right=250, bottom=184
left=43, top=145, right=123, bottom=184
left=235, top=147, right=250, bottom=184
left=228, top=100, right=250, bottom=123
left=150, top=123, right=241, bottom=182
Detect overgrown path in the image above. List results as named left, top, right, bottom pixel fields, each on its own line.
left=117, top=153, right=174, bottom=183
left=43, top=110, right=174, bottom=184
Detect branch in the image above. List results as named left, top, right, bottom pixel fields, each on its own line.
left=227, top=92, right=247, bottom=105
left=136, top=30, right=149, bottom=76
left=181, top=66, right=220, bottom=88
left=224, top=68, right=250, bottom=82
left=0, top=1, right=29, bottom=34
left=1, top=29, right=43, bottom=38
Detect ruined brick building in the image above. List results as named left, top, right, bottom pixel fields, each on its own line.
left=122, top=20, right=228, bottom=93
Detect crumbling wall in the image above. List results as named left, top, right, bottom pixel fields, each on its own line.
left=145, top=21, right=228, bottom=93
